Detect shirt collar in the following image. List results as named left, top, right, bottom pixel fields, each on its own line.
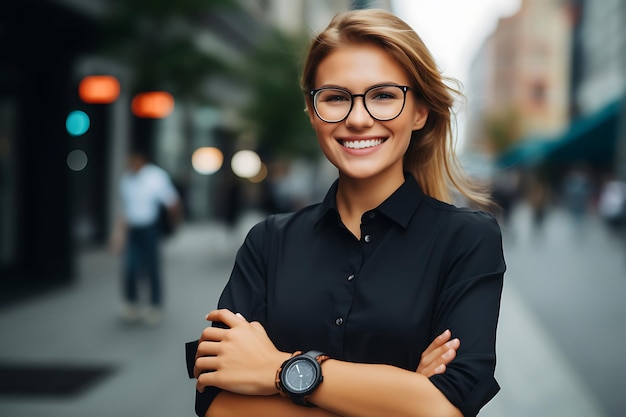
left=315, top=173, right=423, bottom=229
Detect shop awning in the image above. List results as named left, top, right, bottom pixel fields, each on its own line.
left=497, top=97, right=624, bottom=168
left=541, top=97, right=622, bottom=165
left=497, top=136, right=554, bottom=168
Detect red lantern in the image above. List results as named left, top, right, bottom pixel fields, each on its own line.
left=78, top=75, right=120, bottom=104
left=131, top=92, right=175, bottom=118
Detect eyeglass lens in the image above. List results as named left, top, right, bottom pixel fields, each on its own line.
left=314, top=85, right=407, bottom=122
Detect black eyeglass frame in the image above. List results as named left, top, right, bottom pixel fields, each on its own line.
left=309, top=84, right=412, bottom=123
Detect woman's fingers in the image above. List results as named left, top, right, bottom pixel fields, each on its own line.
left=193, top=309, right=288, bottom=395
left=419, top=329, right=451, bottom=365
left=206, top=309, right=244, bottom=328
left=416, top=330, right=460, bottom=376
left=193, top=354, right=220, bottom=379
left=199, top=326, right=228, bottom=343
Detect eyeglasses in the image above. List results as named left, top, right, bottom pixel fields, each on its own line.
left=309, top=84, right=411, bottom=123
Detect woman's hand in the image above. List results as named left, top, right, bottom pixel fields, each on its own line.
left=416, top=329, right=460, bottom=376
left=194, top=309, right=291, bottom=396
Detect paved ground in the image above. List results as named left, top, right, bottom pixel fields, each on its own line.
left=0, top=207, right=622, bottom=417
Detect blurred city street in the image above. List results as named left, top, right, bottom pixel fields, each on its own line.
left=0, top=206, right=625, bottom=417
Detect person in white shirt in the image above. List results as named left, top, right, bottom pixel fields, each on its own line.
left=110, top=148, right=182, bottom=324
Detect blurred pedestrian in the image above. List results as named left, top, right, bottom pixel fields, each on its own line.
left=527, top=175, right=550, bottom=233
left=187, top=9, right=505, bottom=417
left=562, top=166, right=592, bottom=227
left=491, top=168, right=520, bottom=227
left=598, top=176, right=626, bottom=229
left=109, top=147, right=182, bottom=325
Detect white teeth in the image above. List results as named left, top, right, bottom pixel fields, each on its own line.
left=342, top=139, right=384, bottom=149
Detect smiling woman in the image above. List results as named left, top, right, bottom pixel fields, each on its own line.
left=186, top=9, right=505, bottom=417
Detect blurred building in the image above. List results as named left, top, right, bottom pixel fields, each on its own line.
left=473, top=0, right=626, bottom=178
left=561, top=0, right=626, bottom=176
left=0, top=0, right=103, bottom=300
left=0, top=0, right=391, bottom=303
left=465, top=0, right=571, bottom=159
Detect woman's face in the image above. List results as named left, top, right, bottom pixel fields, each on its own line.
left=308, top=43, right=428, bottom=182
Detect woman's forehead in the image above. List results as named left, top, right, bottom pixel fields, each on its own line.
left=314, top=44, right=409, bottom=89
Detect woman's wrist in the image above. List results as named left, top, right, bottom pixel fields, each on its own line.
left=272, top=351, right=295, bottom=394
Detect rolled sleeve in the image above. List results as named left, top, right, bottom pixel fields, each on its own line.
left=430, top=211, right=505, bottom=416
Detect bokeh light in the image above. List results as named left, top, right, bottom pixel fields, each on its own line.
left=65, top=110, right=90, bottom=136
left=249, top=162, right=268, bottom=183
left=67, top=149, right=88, bottom=171
left=191, top=147, right=224, bottom=175
left=131, top=91, right=175, bottom=118
left=231, top=150, right=262, bottom=179
left=78, top=75, right=120, bottom=104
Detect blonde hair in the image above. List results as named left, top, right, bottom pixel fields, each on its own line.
left=302, top=9, right=492, bottom=209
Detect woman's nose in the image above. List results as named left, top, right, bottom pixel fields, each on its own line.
left=345, top=96, right=374, bottom=128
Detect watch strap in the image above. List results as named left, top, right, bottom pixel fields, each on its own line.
left=304, top=350, right=330, bottom=364
left=275, top=351, right=301, bottom=395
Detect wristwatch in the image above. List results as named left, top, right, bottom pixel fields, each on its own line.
left=275, top=350, right=330, bottom=406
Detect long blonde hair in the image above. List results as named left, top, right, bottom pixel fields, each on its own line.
left=302, top=9, right=492, bottom=209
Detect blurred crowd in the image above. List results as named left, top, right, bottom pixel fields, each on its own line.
left=491, top=165, right=626, bottom=236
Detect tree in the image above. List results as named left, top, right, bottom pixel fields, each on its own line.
left=484, top=108, right=523, bottom=155
left=102, top=0, right=235, bottom=98
left=238, top=29, right=320, bottom=161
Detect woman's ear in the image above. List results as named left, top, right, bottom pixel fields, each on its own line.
left=412, top=103, right=429, bottom=131
left=306, top=104, right=318, bottom=130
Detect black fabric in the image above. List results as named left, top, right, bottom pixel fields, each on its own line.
left=0, top=363, right=115, bottom=397
left=187, top=174, right=505, bottom=416
left=158, top=203, right=176, bottom=238
left=185, top=340, right=198, bottom=379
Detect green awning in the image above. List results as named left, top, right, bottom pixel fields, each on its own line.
left=497, top=136, right=554, bottom=168
left=541, top=98, right=622, bottom=165
left=497, top=97, right=623, bottom=168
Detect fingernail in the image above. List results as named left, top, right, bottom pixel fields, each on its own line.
left=236, top=312, right=245, bottom=320
left=435, top=364, right=445, bottom=373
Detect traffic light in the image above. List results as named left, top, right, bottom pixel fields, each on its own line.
left=65, top=75, right=120, bottom=172
left=66, top=74, right=119, bottom=245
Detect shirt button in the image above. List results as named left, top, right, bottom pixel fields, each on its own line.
left=368, top=212, right=376, bottom=219
left=335, top=317, right=344, bottom=326
left=364, top=235, right=372, bottom=243
left=347, top=274, right=355, bottom=281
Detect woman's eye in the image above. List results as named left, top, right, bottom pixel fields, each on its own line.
left=324, top=94, right=349, bottom=102
left=372, top=91, right=395, bottom=100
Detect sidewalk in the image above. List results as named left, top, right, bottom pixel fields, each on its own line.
left=0, top=215, right=258, bottom=417
left=0, top=209, right=612, bottom=416
left=487, top=203, right=624, bottom=417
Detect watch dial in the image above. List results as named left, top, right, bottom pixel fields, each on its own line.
left=284, top=359, right=317, bottom=393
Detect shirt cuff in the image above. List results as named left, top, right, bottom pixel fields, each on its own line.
left=185, top=340, right=199, bottom=379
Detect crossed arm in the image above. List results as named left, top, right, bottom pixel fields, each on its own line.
left=193, top=309, right=462, bottom=417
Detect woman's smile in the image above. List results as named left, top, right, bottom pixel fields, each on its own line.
left=338, top=137, right=387, bottom=150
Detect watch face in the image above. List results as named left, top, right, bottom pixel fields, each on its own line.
left=284, top=358, right=317, bottom=394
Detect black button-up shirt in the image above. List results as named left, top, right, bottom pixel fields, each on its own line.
left=187, top=174, right=505, bottom=417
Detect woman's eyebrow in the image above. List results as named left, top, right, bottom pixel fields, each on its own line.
left=315, top=82, right=405, bottom=91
